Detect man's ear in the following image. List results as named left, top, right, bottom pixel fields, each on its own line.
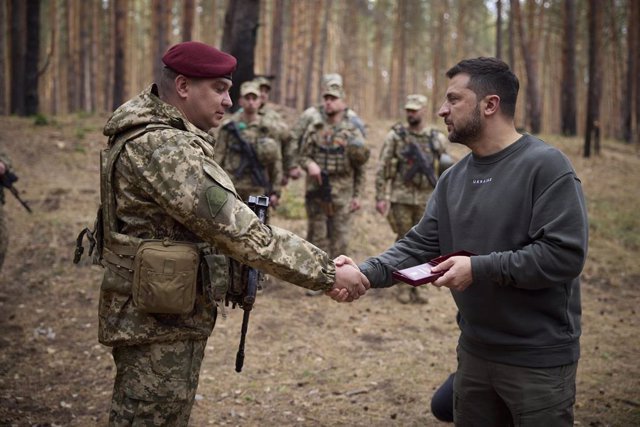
left=483, top=94, right=500, bottom=117
left=175, top=75, right=189, bottom=99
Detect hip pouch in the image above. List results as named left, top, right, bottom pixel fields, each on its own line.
left=132, top=240, right=200, bottom=314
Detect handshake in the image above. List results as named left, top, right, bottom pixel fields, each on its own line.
left=325, top=255, right=370, bottom=303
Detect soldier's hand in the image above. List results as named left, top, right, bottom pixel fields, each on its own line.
left=307, top=161, right=322, bottom=185
left=375, top=200, right=388, bottom=215
left=349, top=198, right=361, bottom=212
left=328, top=263, right=370, bottom=302
left=288, top=166, right=302, bottom=180
left=269, top=194, right=280, bottom=208
left=0, top=161, right=5, bottom=176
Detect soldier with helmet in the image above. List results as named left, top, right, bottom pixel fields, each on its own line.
left=90, top=41, right=368, bottom=426
left=300, top=76, right=370, bottom=259
left=253, top=76, right=301, bottom=183
left=216, top=80, right=283, bottom=206
left=375, top=94, right=451, bottom=303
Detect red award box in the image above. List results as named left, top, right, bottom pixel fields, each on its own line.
left=391, top=250, right=475, bottom=287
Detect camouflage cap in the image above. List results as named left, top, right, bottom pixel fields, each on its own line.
left=240, top=80, right=261, bottom=97
left=405, top=94, right=427, bottom=110
left=254, top=76, right=272, bottom=89
left=322, top=73, right=345, bottom=99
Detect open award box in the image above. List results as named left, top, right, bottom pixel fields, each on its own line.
left=391, top=250, right=475, bottom=286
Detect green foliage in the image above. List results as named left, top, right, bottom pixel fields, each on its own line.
left=33, top=113, right=50, bottom=126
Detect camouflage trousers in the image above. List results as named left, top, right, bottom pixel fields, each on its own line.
left=108, top=339, right=207, bottom=427
left=388, top=202, right=429, bottom=304
left=305, top=195, right=351, bottom=258
left=0, top=207, right=7, bottom=272
left=387, top=202, right=425, bottom=240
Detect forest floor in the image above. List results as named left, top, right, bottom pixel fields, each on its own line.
left=0, top=112, right=639, bottom=427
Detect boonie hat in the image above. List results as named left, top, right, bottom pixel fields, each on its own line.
left=162, top=41, right=237, bottom=79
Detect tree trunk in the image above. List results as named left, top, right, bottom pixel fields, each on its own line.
left=0, top=1, right=7, bottom=115
left=317, top=0, right=332, bottom=102
left=623, top=0, right=639, bottom=143
left=112, top=0, right=127, bottom=111
left=584, top=0, right=602, bottom=158
left=561, top=0, right=576, bottom=136
left=304, top=0, right=321, bottom=109
left=24, top=0, right=40, bottom=115
left=152, top=0, right=171, bottom=86
left=10, top=0, right=26, bottom=115
left=431, top=0, right=447, bottom=121
left=511, top=0, right=542, bottom=134
left=496, top=0, right=503, bottom=59
left=182, top=0, right=195, bottom=41
left=269, top=0, right=284, bottom=104
left=221, top=0, right=260, bottom=111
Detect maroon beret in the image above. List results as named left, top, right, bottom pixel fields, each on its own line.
left=162, top=41, right=237, bottom=79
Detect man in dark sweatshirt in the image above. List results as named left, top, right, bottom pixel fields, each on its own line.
left=332, top=57, right=588, bottom=426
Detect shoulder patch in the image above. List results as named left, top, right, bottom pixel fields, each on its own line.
left=205, top=186, right=229, bottom=218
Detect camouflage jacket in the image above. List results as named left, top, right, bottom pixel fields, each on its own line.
left=215, top=110, right=283, bottom=198
left=292, top=105, right=366, bottom=155
left=0, top=149, right=10, bottom=205
left=375, top=125, right=448, bottom=205
left=300, top=115, right=370, bottom=201
left=99, top=85, right=335, bottom=347
left=259, top=104, right=298, bottom=172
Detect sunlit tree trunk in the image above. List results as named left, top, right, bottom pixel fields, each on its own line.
left=270, top=0, right=284, bottom=104
left=182, top=0, right=194, bottom=41
left=112, top=0, right=127, bottom=111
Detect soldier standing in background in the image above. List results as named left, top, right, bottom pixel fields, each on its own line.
left=254, top=76, right=301, bottom=184
left=291, top=73, right=367, bottom=157
left=0, top=150, right=11, bottom=272
left=375, top=94, right=451, bottom=304
left=299, top=76, right=370, bottom=261
left=92, top=41, right=368, bottom=426
left=215, top=80, right=283, bottom=206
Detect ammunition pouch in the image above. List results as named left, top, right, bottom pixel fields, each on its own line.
left=131, top=239, right=200, bottom=314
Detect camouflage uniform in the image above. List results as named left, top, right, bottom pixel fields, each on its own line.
left=0, top=150, right=10, bottom=272
left=99, top=85, right=335, bottom=426
left=375, top=125, right=448, bottom=240
left=375, top=125, right=448, bottom=304
left=291, top=105, right=366, bottom=155
left=299, top=116, right=369, bottom=258
left=215, top=110, right=283, bottom=202
left=260, top=104, right=298, bottom=175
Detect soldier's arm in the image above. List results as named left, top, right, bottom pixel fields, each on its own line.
left=131, top=134, right=336, bottom=291
left=267, top=141, right=283, bottom=196
left=214, top=127, right=229, bottom=165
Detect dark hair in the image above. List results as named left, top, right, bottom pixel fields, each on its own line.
left=446, top=57, right=519, bottom=118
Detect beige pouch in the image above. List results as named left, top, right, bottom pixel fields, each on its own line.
left=132, top=240, right=200, bottom=314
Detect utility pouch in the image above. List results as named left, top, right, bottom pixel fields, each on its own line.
left=132, top=240, right=200, bottom=314
left=200, top=250, right=230, bottom=305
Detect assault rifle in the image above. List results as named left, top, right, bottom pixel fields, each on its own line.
left=1, top=170, right=32, bottom=213
left=223, top=121, right=271, bottom=194
left=402, top=140, right=438, bottom=188
left=305, top=170, right=333, bottom=216
left=228, top=195, right=269, bottom=373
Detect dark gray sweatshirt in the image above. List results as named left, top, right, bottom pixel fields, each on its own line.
left=360, top=135, right=588, bottom=368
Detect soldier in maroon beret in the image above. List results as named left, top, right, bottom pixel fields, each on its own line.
left=92, top=40, right=370, bottom=426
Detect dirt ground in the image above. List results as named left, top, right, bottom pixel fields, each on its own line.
left=0, top=113, right=639, bottom=427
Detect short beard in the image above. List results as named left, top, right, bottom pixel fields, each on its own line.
left=407, top=116, right=421, bottom=127
left=448, top=103, right=482, bottom=144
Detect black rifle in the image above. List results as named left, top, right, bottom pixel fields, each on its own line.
left=229, top=195, right=269, bottom=373
left=223, top=121, right=271, bottom=194
left=402, top=141, right=438, bottom=188
left=305, top=170, right=333, bottom=216
left=1, top=170, right=32, bottom=213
